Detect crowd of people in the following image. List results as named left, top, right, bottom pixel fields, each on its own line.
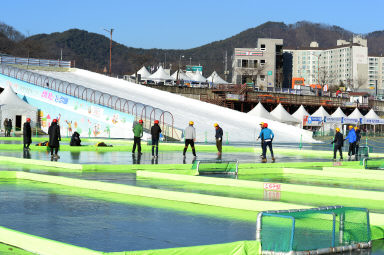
left=10, top=116, right=367, bottom=163
left=332, top=125, right=361, bottom=161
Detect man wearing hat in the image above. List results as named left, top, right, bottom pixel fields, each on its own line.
left=331, top=127, right=343, bottom=161
left=48, top=118, right=61, bottom=159
left=257, top=122, right=265, bottom=157
left=344, top=125, right=357, bottom=160
left=23, top=118, right=32, bottom=150
left=183, top=121, right=196, bottom=158
left=132, top=119, right=143, bottom=155
left=214, top=123, right=223, bottom=157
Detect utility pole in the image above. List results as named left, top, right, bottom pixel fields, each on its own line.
left=104, top=28, right=114, bottom=76
left=224, top=51, right=228, bottom=82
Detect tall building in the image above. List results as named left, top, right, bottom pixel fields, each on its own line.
left=284, top=36, right=368, bottom=90
left=232, top=38, right=283, bottom=88
left=368, top=56, right=384, bottom=90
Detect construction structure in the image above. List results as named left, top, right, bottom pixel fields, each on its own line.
left=232, top=38, right=284, bottom=89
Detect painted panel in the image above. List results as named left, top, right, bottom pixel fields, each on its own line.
left=0, top=74, right=134, bottom=138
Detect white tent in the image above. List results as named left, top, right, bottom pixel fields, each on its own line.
left=206, top=71, right=228, bottom=84
left=247, top=102, right=278, bottom=121
left=189, top=71, right=207, bottom=82
left=292, top=105, right=310, bottom=122
left=331, top=107, right=347, bottom=118
left=348, top=108, right=364, bottom=119
left=0, top=84, right=37, bottom=129
left=148, top=66, right=174, bottom=81
left=132, top=66, right=151, bottom=79
left=312, top=106, right=330, bottom=117
left=171, top=70, right=192, bottom=81
left=270, top=103, right=300, bottom=124
left=365, top=109, right=381, bottom=119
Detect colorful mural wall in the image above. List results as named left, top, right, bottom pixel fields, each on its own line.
left=0, top=74, right=135, bottom=138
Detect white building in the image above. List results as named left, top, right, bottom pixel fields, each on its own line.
left=284, top=36, right=369, bottom=90
left=368, top=56, right=384, bottom=90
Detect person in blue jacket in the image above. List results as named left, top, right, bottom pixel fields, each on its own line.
left=259, top=123, right=275, bottom=163
left=344, top=125, right=357, bottom=160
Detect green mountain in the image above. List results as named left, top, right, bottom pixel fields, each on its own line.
left=1, top=21, right=384, bottom=77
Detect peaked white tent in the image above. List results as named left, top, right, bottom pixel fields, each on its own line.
left=365, top=109, right=381, bottom=119
left=270, top=104, right=300, bottom=124
left=331, top=107, right=347, bottom=118
left=312, top=106, right=330, bottom=117
left=348, top=108, right=364, bottom=119
left=247, top=102, right=278, bottom=121
left=171, top=70, right=192, bottom=81
left=292, top=105, right=310, bottom=122
left=0, top=84, right=37, bottom=129
left=148, top=66, right=174, bottom=81
left=189, top=71, right=207, bottom=82
left=132, top=66, right=151, bottom=79
left=206, top=71, right=228, bottom=84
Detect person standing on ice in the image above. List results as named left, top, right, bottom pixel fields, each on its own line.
left=3, top=118, right=8, bottom=136
left=354, top=126, right=361, bottom=157
left=259, top=123, right=274, bottom=163
left=151, top=120, right=161, bottom=158
left=257, top=122, right=265, bottom=157
left=344, top=125, right=357, bottom=160
left=48, top=119, right=61, bottom=159
left=132, top=119, right=143, bottom=155
left=331, top=127, right=343, bottom=161
left=214, top=123, right=223, bottom=157
left=183, top=121, right=197, bottom=158
left=23, top=118, right=32, bottom=150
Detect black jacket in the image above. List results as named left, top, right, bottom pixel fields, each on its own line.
left=23, top=122, right=32, bottom=143
left=151, top=124, right=162, bottom=140
left=332, top=132, right=344, bottom=147
left=70, top=131, right=81, bottom=146
left=215, top=127, right=223, bottom=139
left=48, top=122, right=61, bottom=147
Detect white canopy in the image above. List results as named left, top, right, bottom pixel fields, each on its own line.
left=171, top=70, right=192, bottom=81
left=312, top=106, right=330, bottom=117
left=148, top=66, right=174, bottom=81
left=365, top=109, right=381, bottom=119
left=292, top=105, right=310, bottom=122
left=189, top=71, right=207, bottom=82
left=247, top=102, right=278, bottom=121
left=132, top=66, right=151, bottom=79
left=206, top=71, right=228, bottom=84
left=0, top=84, right=37, bottom=123
left=331, top=107, right=347, bottom=118
left=348, top=108, right=364, bottom=119
left=270, top=103, right=300, bottom=123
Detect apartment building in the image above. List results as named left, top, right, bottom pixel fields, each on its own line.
left=284, top=36, right=368, bottom=90
left=368, top=56, right=384, bottom=90
left=232, top=38, right=283, bottom=88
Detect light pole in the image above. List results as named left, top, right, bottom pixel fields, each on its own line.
left=176, top=55, right=184, bottom=83
left=311, top=53, right=321, bottom=95
left=104, top=28, right=114, bottom=76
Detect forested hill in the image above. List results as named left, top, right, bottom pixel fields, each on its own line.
left=1, top=21, right=384, bottom=77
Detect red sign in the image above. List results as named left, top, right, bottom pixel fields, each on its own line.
left=263, top=183, right=281, bottom=191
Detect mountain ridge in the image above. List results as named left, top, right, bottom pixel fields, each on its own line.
left=1, top=21, right=384, bottom=76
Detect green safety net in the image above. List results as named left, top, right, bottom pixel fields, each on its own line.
left=191, top=160, right=238, bottom=175
left=260, top=207, right=371, bottom=253
left=364, top=157, right=384, bottom=169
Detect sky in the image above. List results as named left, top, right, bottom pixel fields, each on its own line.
left=1, top=0, right=384, bottom=50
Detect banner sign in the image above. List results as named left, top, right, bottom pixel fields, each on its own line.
left=361, top=118, right=384, bottom=124
left=235, top=50, right=263, bottom=56
left=226, top=94, right=244, bottom=101
left=342, top=117, right=359, bottom=124
left=324, top=117, right=341, bottom=123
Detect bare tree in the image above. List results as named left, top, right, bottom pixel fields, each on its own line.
left=356, top=75, right=368, bottom=91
